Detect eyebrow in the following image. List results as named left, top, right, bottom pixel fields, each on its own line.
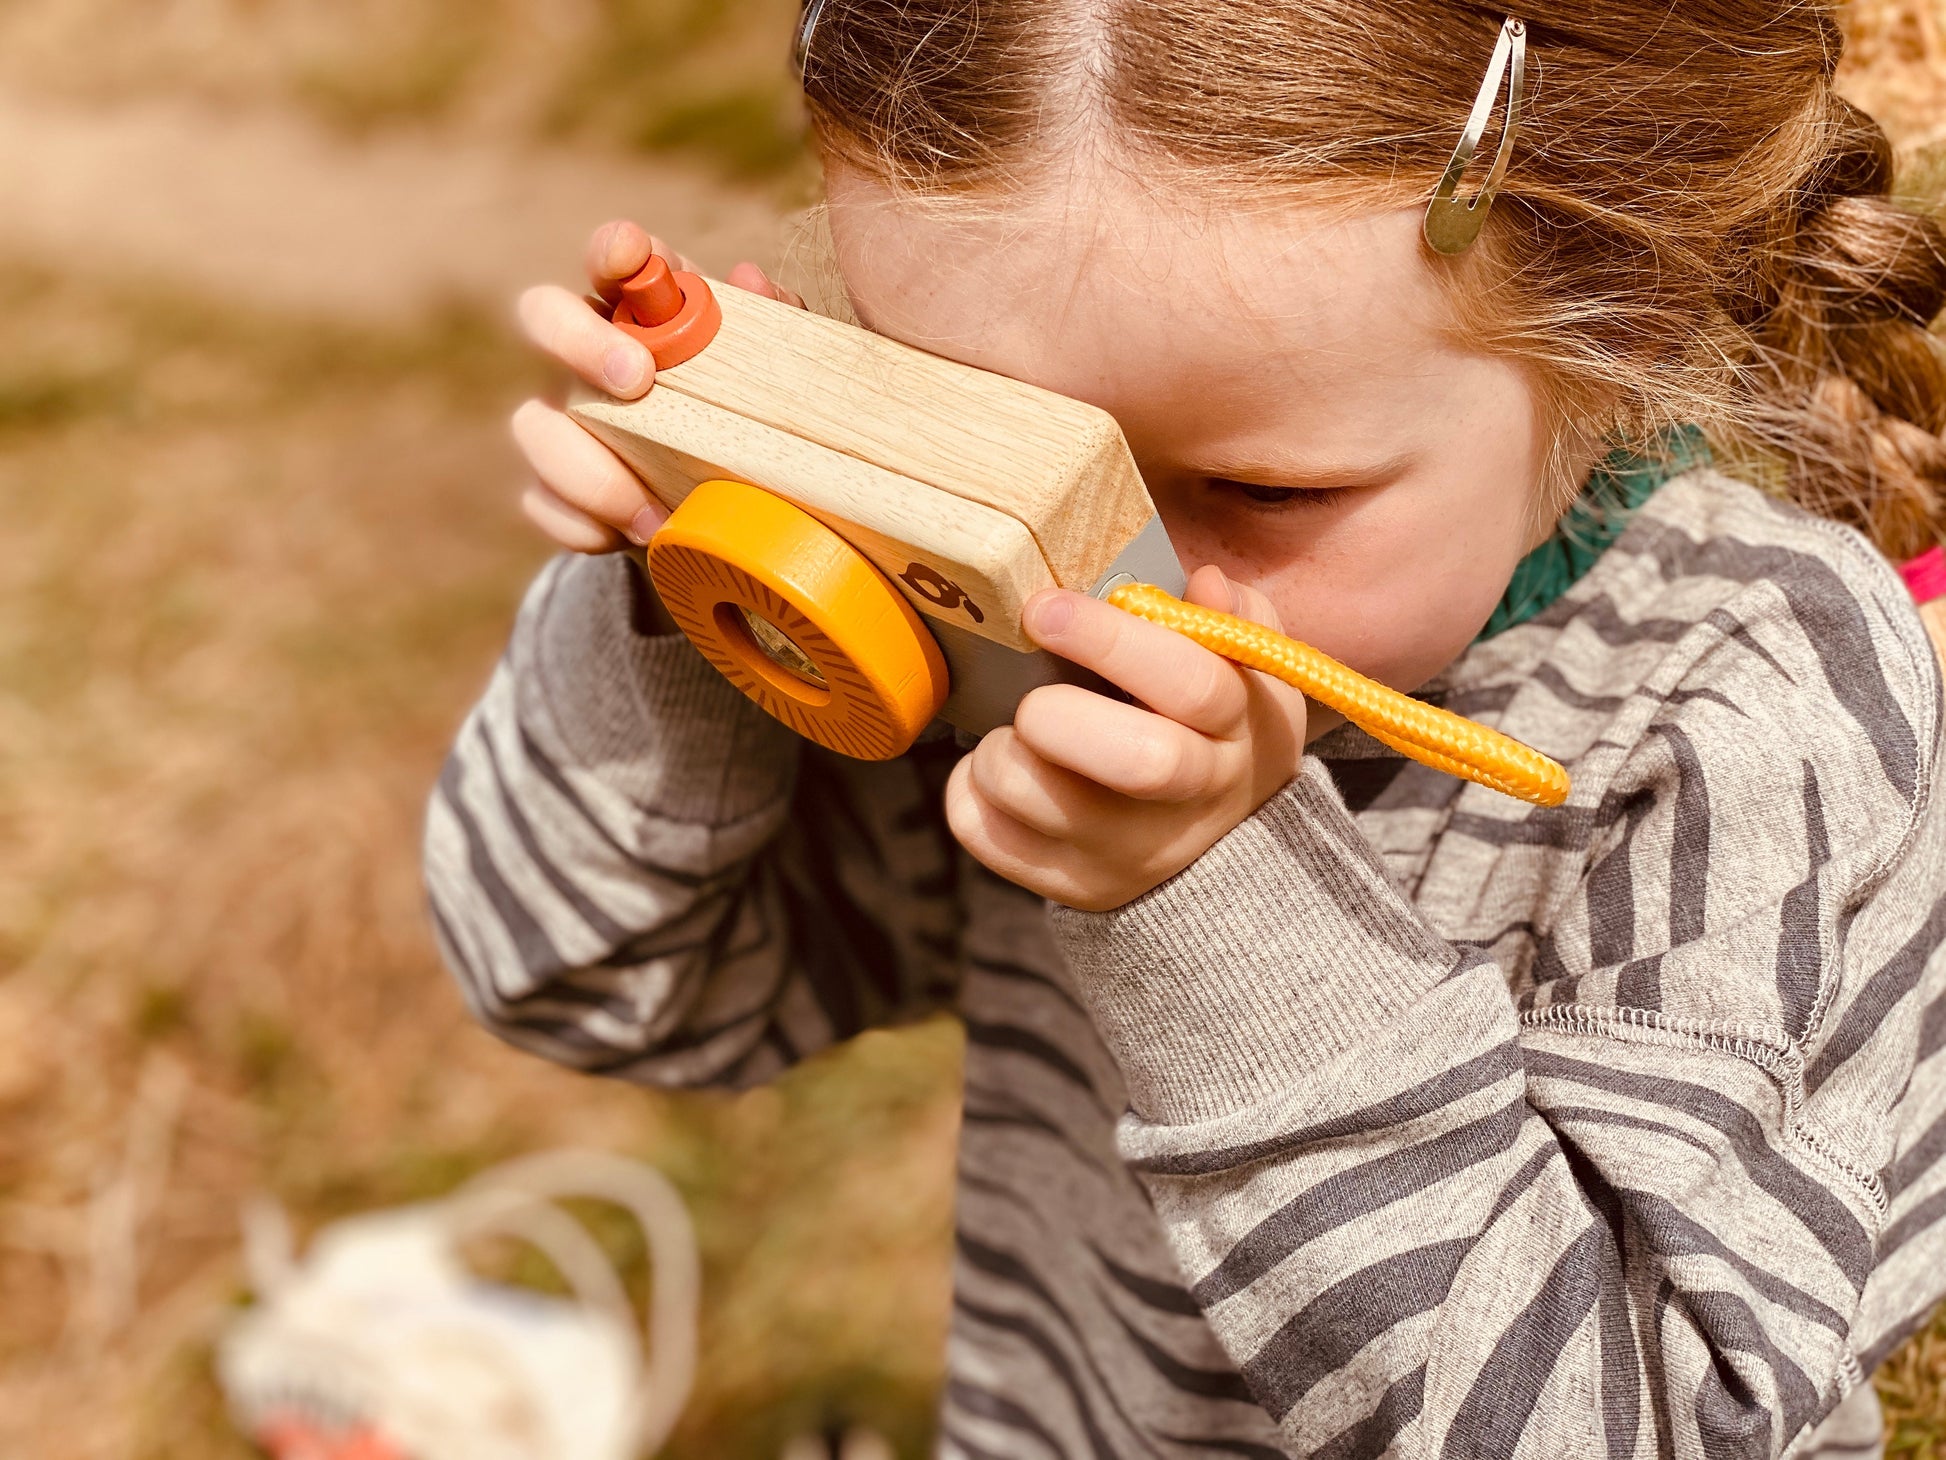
left=1192, top=450, right=1418, bottom=490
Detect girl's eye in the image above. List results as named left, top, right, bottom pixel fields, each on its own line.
left=1211, top=478, right=1347, bottom=508
left=1237, top=482, right=1301, bottom=503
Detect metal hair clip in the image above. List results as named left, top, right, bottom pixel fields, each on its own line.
left=794, top=0, right=830, bottom=82
left=1423, top=17, right=1527, bottom=256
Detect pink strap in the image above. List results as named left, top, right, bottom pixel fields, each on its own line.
left=1901, top=546, right=1946, bottom=604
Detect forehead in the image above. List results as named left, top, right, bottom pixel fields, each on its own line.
left=821, top=164, right=1467, bottom=452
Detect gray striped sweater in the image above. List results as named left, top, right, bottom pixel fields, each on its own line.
left=425, top=469, right=1946, bottom=1459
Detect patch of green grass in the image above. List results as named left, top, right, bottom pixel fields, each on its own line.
left=0, top=372, right=131, bottom=432
left=1899, top=139, right=1946, bottom=223
left=353, top=1143, right=518, bottom=1211
left=132, top=1340, right=257, bottom=1460
left=0, top=264, right=539, bottom=421
left=234, top=1012, right=300, bottom=1096
left=546, top=0, right=815, bottom=188
left=0, top=265, right=544, bottom=731
left=1889, top=1421, right=1946, bottom=1460
left=634, top=87, right=810, bottom=181
left=295, top=24, right=490, bottom=135
left=1882, top=1303, right=1946, bottom=1459
left=131, top=983, right=190, bottom=1042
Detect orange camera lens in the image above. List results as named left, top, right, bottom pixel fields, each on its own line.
left=647, top=480, right=950, bottom=759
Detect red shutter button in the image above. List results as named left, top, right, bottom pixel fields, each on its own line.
left=610, top=255, right=722, bottom=371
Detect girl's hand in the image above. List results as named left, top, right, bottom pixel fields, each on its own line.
left=510, top=219, right=804, bottom=553
left=945, top=565, right=1310, bottom=912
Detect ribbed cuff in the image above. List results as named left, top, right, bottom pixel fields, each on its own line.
left=520, top=553, right=801, bottom=825
left=1049, top=759, right=1458, bottom=1125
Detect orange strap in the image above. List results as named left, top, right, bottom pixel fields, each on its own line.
left=1109, top=584, right=1571, bottom=808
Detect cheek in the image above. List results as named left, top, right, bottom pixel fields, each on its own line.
left=1305, top=544, right=1519, bottom=689
left=1165, top=474, right=1537, bottom=693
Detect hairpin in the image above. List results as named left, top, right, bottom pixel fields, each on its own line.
left=1424, top=17, right=1527, bottom=256
left=794, top=0, right=830, bottom=82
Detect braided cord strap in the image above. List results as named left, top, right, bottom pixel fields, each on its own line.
left=1106, top=584, right=1571, bottom=808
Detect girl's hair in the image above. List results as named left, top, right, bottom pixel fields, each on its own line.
left=802, top=1, right=1946, bottom=560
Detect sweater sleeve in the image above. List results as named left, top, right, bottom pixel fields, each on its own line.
left=1049, top=575, right=1946, bottom=1457
left=424, top=552, right=964, bottom=1090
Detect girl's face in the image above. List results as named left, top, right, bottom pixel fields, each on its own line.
left=825, top=163, right=1567, bottom=696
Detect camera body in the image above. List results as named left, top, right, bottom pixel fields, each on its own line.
left=569, top=277, right=1184, bottom=753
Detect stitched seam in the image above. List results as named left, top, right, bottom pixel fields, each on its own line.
left=1522, top=1002, right=1794, bottom=1063
left=1521, top=1003, right=1887, bottom=1225
left=1794, top=1119, right=1890, bottom=1219
left=1797, top=907, right=1847, bottom=1056
left=1838, top=1349, right=1864, bottom=1395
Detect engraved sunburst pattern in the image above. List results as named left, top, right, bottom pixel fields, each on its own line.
left=651, top=543, right=905, bottom=760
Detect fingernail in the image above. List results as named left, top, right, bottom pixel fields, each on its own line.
left=1029, top=593, right=1073, bottom=636
left=603, top=343, right=649, bottom=394
left=625, top=505, right=661, bottom=545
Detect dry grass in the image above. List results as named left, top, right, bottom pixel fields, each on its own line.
left=0, top=264, right=957, bottom=1458
left=0, top=0, right=814, bottom=188
left=1841, top=0, right=1946, bottom=149
left=1885, top=1316, right=1946, bottom=1458
left=0, top=2, right=1941, bottom=1457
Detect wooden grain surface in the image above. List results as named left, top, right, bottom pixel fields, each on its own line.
left=647, top=281, right=1157, bottom=590
left=572, top=386, right=1055, bottom=651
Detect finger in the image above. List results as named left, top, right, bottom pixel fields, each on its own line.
left=724, top=261, right=807, bottom=310
left=648, top=234, right=703, bottom=276
left=1183, top=563, right=1284, bottom=633
left=521, top=483, right=623, bottom=554
left=1023, top=589, right=1250, bottom=737
left=944, top=759, right=1099, bottom=907
left=585, top=220, right=655, bottom=301
left=966, top=727, right=1120, bottom=837
left=518, top=284, right=655, bottom=398
left=511, top=400, right=666, bottom=543
left=1182, top=562, right=1241, bottom=615
left=724, top=261, right=779, bottom=299
left=1012, top=684, right=1222, bottom=802
left=1181, top=565, right=1311, bottom=746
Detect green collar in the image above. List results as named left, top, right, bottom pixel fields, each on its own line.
left=1476, top=425, right=1711, bottom=641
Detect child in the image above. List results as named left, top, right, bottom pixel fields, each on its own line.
left=427, top=4, right=1946, bottom=1455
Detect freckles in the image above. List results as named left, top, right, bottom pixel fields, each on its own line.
left=1160, top=509, right=1286, bottom=580
left=1206, top=524, right=1280, bottom=571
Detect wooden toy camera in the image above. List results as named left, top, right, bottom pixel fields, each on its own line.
left=571, top=260, right=1571, bottom=807
left=570, top=260, right=1184, bottom=761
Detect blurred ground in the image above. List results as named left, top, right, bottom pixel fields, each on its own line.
left=0, top=3, right=1942, bottom=1458
left=0, top=88, right=787, bottom=325
left=0, top=4, right=952, bottom=1458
